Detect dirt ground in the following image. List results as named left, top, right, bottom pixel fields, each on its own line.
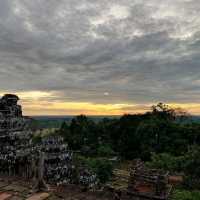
left=0, top=176, right=116, bottom=200
left=0, top=174, right=172, bottom=200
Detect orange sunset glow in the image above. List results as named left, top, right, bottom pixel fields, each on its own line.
left=0, top=91, right=199, bottom=116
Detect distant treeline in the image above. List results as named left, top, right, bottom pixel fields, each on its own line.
left=31, top=115, right=120, bottom=129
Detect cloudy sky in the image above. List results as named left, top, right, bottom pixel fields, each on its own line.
left=0, top=0, right=200, bottom=115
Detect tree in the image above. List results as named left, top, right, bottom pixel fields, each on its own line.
left=68, top=115, right=99, bottom=151
left=152, top=102, right=176, bottom=121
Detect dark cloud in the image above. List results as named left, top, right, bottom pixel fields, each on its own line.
left=0, top=0, right=200, bottom=105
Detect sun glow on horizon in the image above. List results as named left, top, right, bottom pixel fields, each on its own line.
left=1, top=91, right=200, bottom=116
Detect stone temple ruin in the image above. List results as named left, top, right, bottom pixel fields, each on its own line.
left=0, top=94, right=33, bottom=178
left=0, top=94, right=97, bottom=190
left=128, top=159, right=172, bottom=200
left=40, top=135, right=74, bottom=185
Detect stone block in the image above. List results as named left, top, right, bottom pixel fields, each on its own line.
left=0, top=192, right=12, bottom=200
left=3, top=184, right=27, bottom=193
left=26, top=192, right=50, bottom=200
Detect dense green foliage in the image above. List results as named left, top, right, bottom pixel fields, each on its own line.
left=34, top=103, right=200, bottom=193
left=147, top=147, right=200, bottom=190
left=87, top=158, right=114, bottom=183
left=58, top=103, right=200, bottom=160
left=97, top=144, right=115, bottom=157
left=147, top=153, right=185, bottom=172
left=172, top=190, right=200, bottom=200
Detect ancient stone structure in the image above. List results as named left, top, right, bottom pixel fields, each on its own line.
left=128, top=159, right=172, bottom=200
left=0, top=94, right=33, bottom=178
left=79, top=167, right=98, bottom=190
left=0, top=94, right=98, bottom=190
left=39, top=135, right=74, bottom=185
left=38, top=135, right=98, bottom=188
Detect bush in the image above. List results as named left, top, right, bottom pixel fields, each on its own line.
left=97, top=144, right=114, bottom=157
left=90, top=159, right=114, bottom=183
left=172, top=189, right=200, bottom=200
left=147, top=153, right=184, bottom=172
left=76, top=156, right=114, bottom=183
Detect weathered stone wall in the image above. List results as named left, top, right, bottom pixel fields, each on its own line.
left=0, top=94, right=98, bottom=189
left=0, top=94, right=33, bottom=179
left=128, top=159, right=171, bottom=200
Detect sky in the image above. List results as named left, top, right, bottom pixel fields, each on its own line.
left=0, top=0, right=200, bottom=116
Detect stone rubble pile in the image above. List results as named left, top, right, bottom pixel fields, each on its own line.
left=128, top=159, right=171, bottom=200
left=79, top=168, right=98, bottom=189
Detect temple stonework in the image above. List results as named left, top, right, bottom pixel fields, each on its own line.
left=40, top=135, right=74, bottom=185
left=128, top=159, right=172, bottom=200
left=0, top=94, right=97, bottom=190
left=0, top=94, right=33, bottom=178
